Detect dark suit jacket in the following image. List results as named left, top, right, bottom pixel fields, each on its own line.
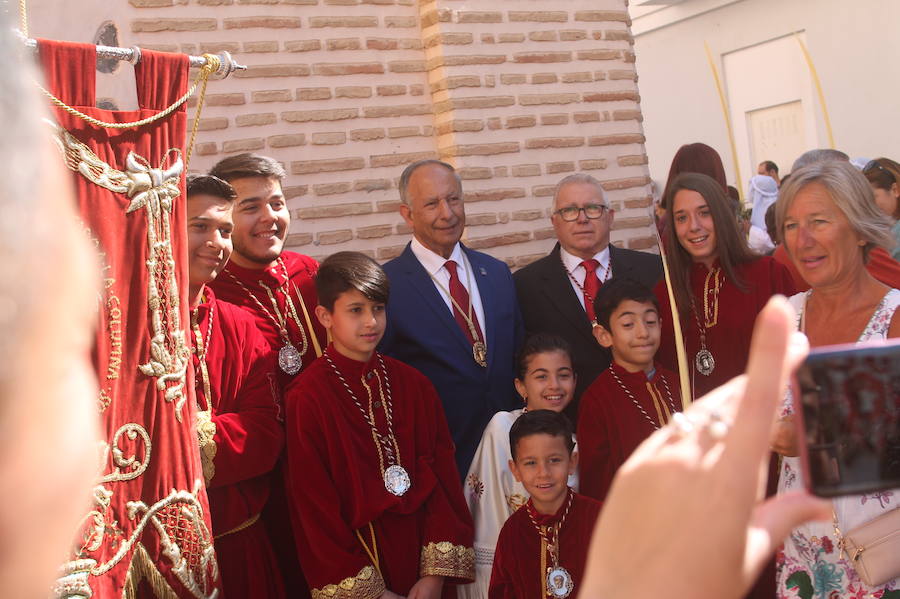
left=514, top=243, right=663, bottom=421
left=380, top=243, right=524, bottom=476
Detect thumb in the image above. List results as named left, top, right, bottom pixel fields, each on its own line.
left=743, top=491, right=831, bottom=578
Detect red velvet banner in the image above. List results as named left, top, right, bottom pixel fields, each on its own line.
left=38, top=40, right=219, bottom=598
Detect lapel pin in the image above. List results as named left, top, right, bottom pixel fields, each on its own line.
left=479, top=267, right=487, bottom=276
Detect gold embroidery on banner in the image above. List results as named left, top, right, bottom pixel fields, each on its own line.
left=99, top=423, right=152, bottom=484
left=81, top=225, right=120, bottom=411
left=311, top=565, right=386, bottom=599
left=58, top=480, right=218, bottom=599
left=106, top=294, right=123, bottom=381
left=54, top=125, right=191, bottom=421
left=97, top=389, right=112, bottom=413
left=53, top=558, right=97, bottom=598
left=419, top=541, right=476, bottom=581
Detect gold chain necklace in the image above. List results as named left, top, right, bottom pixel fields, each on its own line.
left=190, top=301, right=214, bottom=411
left=702, top=267, right=723, bottom=327
left=323, top=350, right=411, bottom=496
left=609, top=367, right=677, bottom=429
left=428, top=259, right=487, bottom=367
left=526, top=489, right=576, bottom=599
left=225, top=260, right=309, bottom=375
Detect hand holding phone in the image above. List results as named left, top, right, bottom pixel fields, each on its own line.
left=793, top=339, right=900, bottom=497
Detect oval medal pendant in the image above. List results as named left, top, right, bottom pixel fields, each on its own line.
left=695, top=349, right=715, bottom=376
left=383, top=464, right=411, bottom=496
left=279, top=343, right=303, bottom=375
left=546, top=566, right=574, bottom=598
left=472, top=341, right=487, bottom=368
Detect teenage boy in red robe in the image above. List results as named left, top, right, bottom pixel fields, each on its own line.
left=577, top=278, right=682, bottom=503
left=207, top=153, right=326, bottom=385
left=285, top=251, right=475, bottom=599
left=489, top=410, right=601, bottom=599
left=186, top=175, right=285, bottom=598
left=207, top=153, right=326, bottom=595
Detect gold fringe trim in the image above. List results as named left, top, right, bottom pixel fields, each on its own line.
left=419, top=541, right=475, bottom=582
left=311, top=565, right=385, bottom=599
left=122, top=543, right=181, bottom=599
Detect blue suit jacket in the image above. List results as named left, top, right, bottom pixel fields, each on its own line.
left=380, top=242, right=524, bottom=476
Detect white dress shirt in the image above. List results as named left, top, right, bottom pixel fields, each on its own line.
left=410, top=237, right=487, bottom=333
left=559, top=245, right=612, bottom=311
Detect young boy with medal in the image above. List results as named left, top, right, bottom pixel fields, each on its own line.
left=489, top=410, right=600, bottom=599
left=284, top=251, right=475, bottom=598
left=577, top=277, right=682, bottom=503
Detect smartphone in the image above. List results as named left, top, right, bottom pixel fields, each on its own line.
left=793, top=339, right=900, bottom=497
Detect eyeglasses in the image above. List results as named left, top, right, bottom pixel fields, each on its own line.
left=554, top=203, right=608, bottom=222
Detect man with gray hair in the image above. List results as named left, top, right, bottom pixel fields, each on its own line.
left=380, top=159, right=524, bottom=475
left=791, top=148, right=849, bottom=172
left=514, top=173, right=663, bottom=419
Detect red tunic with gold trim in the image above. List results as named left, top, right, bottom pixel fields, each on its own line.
left=577, top=362, right=681, bottom=503
left=192, top=288, right=285, bottom=598
left=284, top=346, right=475, bottom=598
left=489, top=492, right=601, bottom=599
left=209, top=250, right=326, bottom=386
left=209, top=250, right=325, bottom=597
left=654, top=256, right=795, bottom=398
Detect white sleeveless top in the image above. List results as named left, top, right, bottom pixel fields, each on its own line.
left=776, top=289, right=900, bottom=597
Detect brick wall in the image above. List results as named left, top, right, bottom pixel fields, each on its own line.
left=44, top=0, right=655, bottom=267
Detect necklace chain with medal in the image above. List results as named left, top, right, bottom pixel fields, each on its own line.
left=226, top=258, right=309, bottom=375
left=609, top=367, right=678, bottom=429
left=429, top=258, right=487, bottom=368
left=691, top=267, right=723, bottom=377
left=190, top=300, right=217, bottom=458
left=323, top=350, right=411, bottom=497
left=558, top=253, right=611, bottom=312
left=526, top=489, right=575, bottom=599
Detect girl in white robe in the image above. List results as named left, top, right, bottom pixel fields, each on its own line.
left=458, top=333, right=579, bottom=599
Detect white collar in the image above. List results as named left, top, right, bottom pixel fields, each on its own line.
left=410, top=237, right=465, bottom=276
left=559, top=245, right=610, bottom=273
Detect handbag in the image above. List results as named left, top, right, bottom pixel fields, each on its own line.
left=833, top=507, right=900, bottom=587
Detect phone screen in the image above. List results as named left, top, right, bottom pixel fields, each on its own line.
left=795, top=340, right=900, bottom=497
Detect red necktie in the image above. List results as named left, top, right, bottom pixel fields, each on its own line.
left=581, top=259, right=601, bottom=323
left=444, top=260, right=483, bottom=344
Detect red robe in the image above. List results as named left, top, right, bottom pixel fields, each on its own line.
left=209, top=250, right=326, bottom=596
left=577, top=362, right=681, bottom=503
left=284, top=346, right=475, bottom=597
left=209, top=250, right=326, bottom=386
left=489, top=492, right=601, bottom=599
left=655, top=256, right=795, bottom=398
left=192, top=288, right=285, bottom=598
left=773, top=243, right=900, bottom=292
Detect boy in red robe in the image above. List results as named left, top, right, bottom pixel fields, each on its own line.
left=489, top=410, right=601, bottom=599
left=207, top=153, right=326, bottom=595
left=186, top=175, right=286, bottom=597
left=285, top=251, right=475, bottom=598
left=207, top=153, right=326, bottom=384
left=577, top=278, right=682, bottom=503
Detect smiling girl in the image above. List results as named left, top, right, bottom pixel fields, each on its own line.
left=459, top=334, right=579, bottom=599
left=654, top=172, right=795, bottom=398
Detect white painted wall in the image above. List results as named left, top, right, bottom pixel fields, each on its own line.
left=632, top=0, right=900, bottom=190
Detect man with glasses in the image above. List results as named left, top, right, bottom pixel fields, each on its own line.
left=514, top=174, right=662, bottom=420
